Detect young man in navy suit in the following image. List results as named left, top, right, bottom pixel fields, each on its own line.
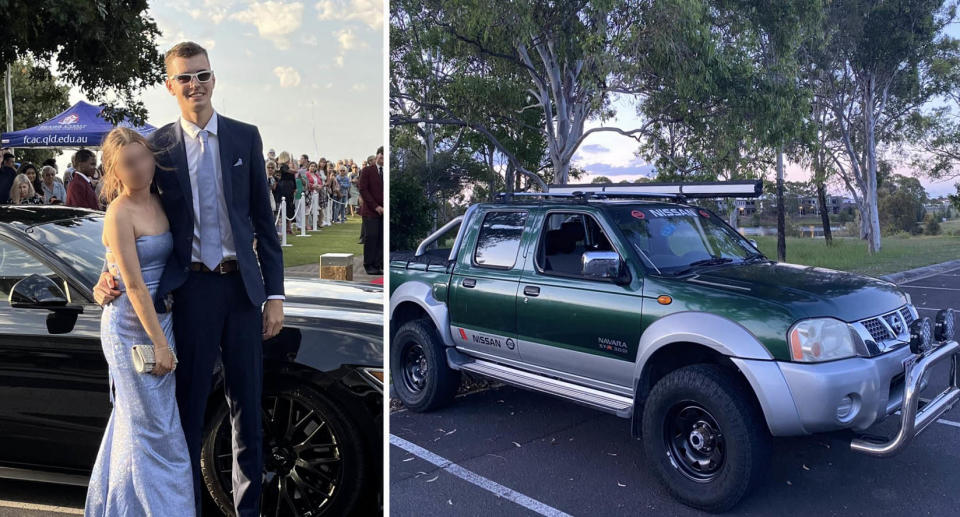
left=94, top=41, right=284, bottom=517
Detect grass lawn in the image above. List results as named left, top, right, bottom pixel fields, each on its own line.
left=753, top=234, right=960, bottom=277
left=281, top=215, right=364, bottom=267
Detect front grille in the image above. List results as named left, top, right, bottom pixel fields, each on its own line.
left=901, top=307, right=915, bottom=326
left=862, top=317, right=891, bottom=342
left=858, top=305, right=915, bottom=348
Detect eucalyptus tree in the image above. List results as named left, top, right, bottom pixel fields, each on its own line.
left=811, top=0, right=959, bottom=253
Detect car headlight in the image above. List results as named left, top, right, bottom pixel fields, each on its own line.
left=788, top=318, right=860, bottom=362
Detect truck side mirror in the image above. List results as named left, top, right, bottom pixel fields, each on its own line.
left=582, top=251, right=630, bottom=284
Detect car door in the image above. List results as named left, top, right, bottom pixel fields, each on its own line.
left=516, top=210, right=641, bottom=392
left=447, top=208, right=530, bottom=363
left=0, top=235, right=109, bottom=472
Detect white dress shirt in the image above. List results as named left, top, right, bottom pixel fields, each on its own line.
left=180, top=112, right=238, bottom=264
left=180, top=113, right=284, bottom=301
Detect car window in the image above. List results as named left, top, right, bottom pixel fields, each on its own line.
left=0, top=239, right=68, bottom=303
left=537, top=212, right=618, bottom=278
left=473, top=211, right=528, bottom=269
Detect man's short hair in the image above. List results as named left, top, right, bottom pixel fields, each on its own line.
left=301, top=154, right=308, bottom=161
left=74, top=149, right=95, bottom=164
left=2, top=153, right=14, bottom=163
left=376, top=146, right=383, bottom=156
left=42, top=158, right=57, bottom=168
left=165, top=41, right=209, bottom=74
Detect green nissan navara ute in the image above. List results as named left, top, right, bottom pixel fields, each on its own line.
left=388, top=180, right=959, bottom=512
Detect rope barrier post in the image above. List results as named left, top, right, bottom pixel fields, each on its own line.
left=278, top=196, right=292, bottom=247
left=297, top=195, right=310, bottom=237
left=310, top=190, right=320, bottom=231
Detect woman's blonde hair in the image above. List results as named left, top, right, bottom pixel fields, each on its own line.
left=100, top=127, right=155, bottom=203
left=10, top=173, right=35, bottom=203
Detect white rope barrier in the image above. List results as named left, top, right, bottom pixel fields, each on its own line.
left=295, top=196, right=310, bottom=238
left=277, top=197, right=291, bottom=247
left=310, top=190, right=320, bottom=231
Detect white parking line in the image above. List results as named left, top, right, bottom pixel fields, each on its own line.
left=390, top=434, right=573, bottom=517
left=0, top=501, right=83, bottom=514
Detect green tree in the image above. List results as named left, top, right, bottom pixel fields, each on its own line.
left=0, top=58, right=70, bottom=164
left=591, top=176, right=612, bottom=183
left=0, top=0, right=164, bottom=124
left=810, top=0, right=959, bottom=253
left=389, top=171, right=436, bottom=251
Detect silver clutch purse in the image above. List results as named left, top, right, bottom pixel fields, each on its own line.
left=131, top=344, right=178, bottom=373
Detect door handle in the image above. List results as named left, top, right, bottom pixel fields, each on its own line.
left=523, top=285, right=540, bottom=297
left=462, top=278, right=477, bottom=288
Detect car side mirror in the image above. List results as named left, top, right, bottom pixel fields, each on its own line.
left=9, top=274, right=68, bottom=308
left=582, top=251, right=630, bottom=284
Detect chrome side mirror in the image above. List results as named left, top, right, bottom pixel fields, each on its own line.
left=582, top=251, right=629, bottom=284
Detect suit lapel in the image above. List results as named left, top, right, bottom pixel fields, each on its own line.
left=172, top=123, right=193, bottom=213
left=217, top=116, right=234, bottom=212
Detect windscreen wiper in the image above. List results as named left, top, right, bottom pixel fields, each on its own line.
left=674, top=256, right=733, bottom=276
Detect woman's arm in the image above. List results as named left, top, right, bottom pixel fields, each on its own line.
left=103, top=203, right=174, bottom=375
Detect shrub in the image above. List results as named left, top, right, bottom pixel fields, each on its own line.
left=924, top=215, right=942, bottom=235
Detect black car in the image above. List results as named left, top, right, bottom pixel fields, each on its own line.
left=0, top=205, right=383, bottom=516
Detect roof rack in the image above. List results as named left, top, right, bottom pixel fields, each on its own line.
left=495, top=180, right=762, bottom=204
left=547, top=179, right=763, bottom=199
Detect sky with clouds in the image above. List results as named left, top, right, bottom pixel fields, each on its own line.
left=65, top=0, right=383, bottom=165
left=573, top=25, right=960, bottom=198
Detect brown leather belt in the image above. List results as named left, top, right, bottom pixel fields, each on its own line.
left=189, top=260, right=239, bottom=274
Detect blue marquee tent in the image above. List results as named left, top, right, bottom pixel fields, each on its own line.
left=0, top=101, right=156, bottom=148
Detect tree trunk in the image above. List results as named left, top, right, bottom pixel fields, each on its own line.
left=863, top=79, right=882, bottom=253
left=816, top=181, right=833, bottom=245
left=776, top=147, right=786, bottom=262
left=727, top=203, right=738, bottom=229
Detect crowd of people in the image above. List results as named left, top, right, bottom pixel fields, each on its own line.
left=266, top=149, right=362, bottom=235
left=0, top=149, right=105, bottom=210
left=0, top=142, right=385, bottom=276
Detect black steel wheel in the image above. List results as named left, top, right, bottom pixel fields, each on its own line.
left=201, top=382, right=365, bottom=517
left=641, top=364, right=770, bottom=512
left=401, top=343, right=428, bottom=394
left=390, top=318, right=460, bottom=412
left=663, top=403, right=725, bottom=482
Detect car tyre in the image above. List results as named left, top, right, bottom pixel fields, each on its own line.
left=201, top=380, right=366, bottom=516
left=391, top=318, right=460, bottom=411
left=641, top=364, right=770, bottom=513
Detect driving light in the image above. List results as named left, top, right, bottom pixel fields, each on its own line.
left=788, top=318, right=859, bottom=362
left=909, top=317, right=934, bottom=354
left=935, top=309, right=955, bottom=342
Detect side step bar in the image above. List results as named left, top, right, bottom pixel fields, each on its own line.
left=457, top=357, right=634, bottom=417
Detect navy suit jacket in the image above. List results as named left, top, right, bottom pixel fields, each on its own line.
left=148, top=115, right=284, bottom=313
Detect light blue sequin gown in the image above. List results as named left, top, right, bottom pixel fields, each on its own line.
left=84, top=232, right=195, bottom=517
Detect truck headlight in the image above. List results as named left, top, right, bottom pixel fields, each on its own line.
left=788, top=318, right=859, bottom=362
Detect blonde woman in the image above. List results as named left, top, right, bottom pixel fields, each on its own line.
left=84, top=127, right=194, bottom=516
left=8, top=173, right=43, bottom=204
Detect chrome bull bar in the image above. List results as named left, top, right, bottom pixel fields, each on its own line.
left=851, top=340, right=960, bottom=457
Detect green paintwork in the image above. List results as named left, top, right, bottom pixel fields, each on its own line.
left=390, top=201, right=911, bottom=364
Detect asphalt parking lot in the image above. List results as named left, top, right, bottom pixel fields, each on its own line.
left=389, top=266, right=960, bottom=516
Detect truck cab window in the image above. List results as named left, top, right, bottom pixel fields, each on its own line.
left=537, top=213, right=615, bottom=277
left=473, top=211, right=528, bottom=268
